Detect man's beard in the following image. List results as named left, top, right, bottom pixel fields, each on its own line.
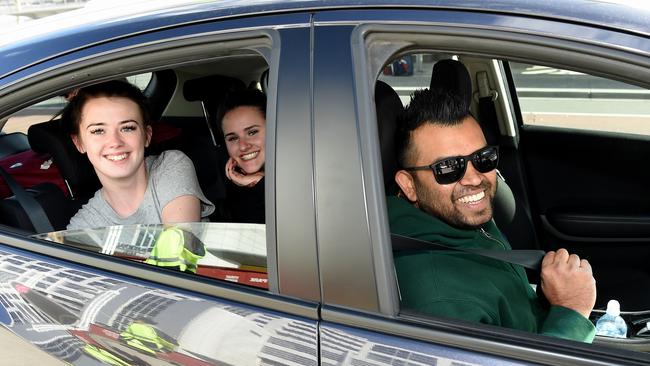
left=414, top=177, right=496, bottom=230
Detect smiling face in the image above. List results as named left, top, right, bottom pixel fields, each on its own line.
left=222, top=106, right=266, bottom=174
left=396, top=116, right=497, bottom=229
left=72, top=96, right=152, bottom=184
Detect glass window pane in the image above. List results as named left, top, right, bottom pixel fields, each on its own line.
left=34, top=223, right=269, bottom=289
left=510, top=62, right=650, bottom=135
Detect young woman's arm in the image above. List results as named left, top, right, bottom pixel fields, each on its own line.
left=162, top=195, right=201, bottom=223
left=153, top=150, right=214, bottom=223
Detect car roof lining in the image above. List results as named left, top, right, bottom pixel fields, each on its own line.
left=163, top=54, right=269, bottom=118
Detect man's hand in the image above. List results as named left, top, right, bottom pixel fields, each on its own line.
left=225, top=157, right=264, bottom=187
left=540, top=248, right=596, bottom=318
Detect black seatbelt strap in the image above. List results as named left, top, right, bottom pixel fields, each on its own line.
left=477, top=71, right=500, bottom=146
left=391, top=233, right=545, bottom=271
left=0, top=166, right=54, bottom=233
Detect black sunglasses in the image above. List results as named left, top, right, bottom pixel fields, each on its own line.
left=403, top=146, right=499, bottom=185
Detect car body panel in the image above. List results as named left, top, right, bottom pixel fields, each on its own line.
left=315, top=6, right=650, bottom=365
left=1, top=1, right=650, bottom=365
left=2, top=0, right=649, bottom=85
left=314, top=3, right=650, bottom=314
left=273, top=25, right=321, bottom=301
left=0, top=13, right=310, bottom=94
left=0, top=242, right=319, bottom=365
left=320, top=321, right=529, bottom=365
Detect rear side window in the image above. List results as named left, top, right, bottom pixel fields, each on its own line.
left=0, top=40, right=273, bottom=290
left=378, top=53, right=447, bottom=106
left=1, top=97, right=66, bottom=135
left=510, top=62, right=650, bottom=135
left=1, top=72, right=153, bottom=135
left=37, top=223, right=268, bottom=289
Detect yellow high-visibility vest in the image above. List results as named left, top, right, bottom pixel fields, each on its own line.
left=120, top=322, right=176, bottom=355
left=145, top=227, right=205, bottom=273
left=83, top=344, right=130, bottom=366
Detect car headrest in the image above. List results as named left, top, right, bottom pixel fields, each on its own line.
left=430, top=59, right=500, bottom=145
left=375, top=80, right=404, bottom=194
left=0, top=132, right=30, bottom=160
left=430, top=60, right=515, bottom=228
left=260, top=69, right=269, bottom=94
left=145, top=69, right=177, bottom=123
left=183, top=74, right=245, bottom=118
left=429, top=59, right=472, bottom=109
left=27, top=119, right=100, bottom=199
left=183, top=74, right=246, bottom=102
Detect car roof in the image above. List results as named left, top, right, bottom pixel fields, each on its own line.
left=0, top=0, right=648, bottom=83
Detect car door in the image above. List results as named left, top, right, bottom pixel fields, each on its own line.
left=312, top=5, right=650, bottom=366
left=311, top=10, right=558, bottom=366
left=506, top=58, right=650, bottom=314
left=0, top=8, right=320, bottom=365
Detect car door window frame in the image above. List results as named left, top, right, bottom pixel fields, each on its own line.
left=0, top=25, right=323, bottom=318
left=347, top=19, right=650, bottom=364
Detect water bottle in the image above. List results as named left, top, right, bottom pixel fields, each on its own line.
left=595, top=299, right=627, bottom=338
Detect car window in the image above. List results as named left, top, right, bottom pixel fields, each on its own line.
left=126, top=73, right=153, bottom=91
left=0, top=44, right=272, bottom=290
left=1, top=72, right=153, bottom=135
left=379, top=53, right=479, bottom=110
left=361, top=15, right=650, bottom=356
left=34, top=223, right=268, bottom=289
left=510, top=62, right=650, bottom=135
left=1, top=96, right=66, bottom=134
left=371, top=45, right=643, bottom=346
left=378, top=53, right=439, bottom=106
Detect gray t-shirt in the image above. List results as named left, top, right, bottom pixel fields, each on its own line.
left=67, top=150, right=214, bottom=230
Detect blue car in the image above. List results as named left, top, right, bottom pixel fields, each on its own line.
left=1, top=0, right=650, bottom=364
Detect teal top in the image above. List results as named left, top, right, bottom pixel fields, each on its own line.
left=387, top=196, right=595, bottom=343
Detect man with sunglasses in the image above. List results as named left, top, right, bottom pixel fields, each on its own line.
left=389, top=87, right=596, bottom=342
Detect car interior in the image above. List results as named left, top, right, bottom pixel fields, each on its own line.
left=0, top=53, right=269, bottom=229
left=0, top=52, right=270, bottom=285
left=376, top=51, right=650, bottom=347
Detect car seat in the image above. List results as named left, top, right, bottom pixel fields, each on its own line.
left=144, top=69, right=177, bottom=124
left=375, top=80, right=404, bottom=194
left=182, top=74, right=246, bottom=220
left=28, top=118, right=101, bottom=204
left=0, top=182, right=71, bottom=233
left=429, top=59, right=536, bottom=249
left=0, top=132, right=30, bottom=159
left=0, top=126, right=75, bottom=233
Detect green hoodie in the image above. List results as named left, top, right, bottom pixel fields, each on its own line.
left=387, top=196, right=595, bottom=343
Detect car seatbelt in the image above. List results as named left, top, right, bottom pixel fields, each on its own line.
left=391, top=233, right=545, bottom=271
left=0, top=166, right=54, bottom=233
left=477, top=71, right=500, bottom=146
